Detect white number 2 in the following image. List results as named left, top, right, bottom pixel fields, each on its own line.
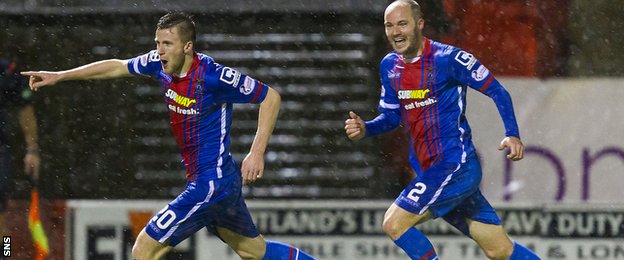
left=407, top=182, right=427, bottom=203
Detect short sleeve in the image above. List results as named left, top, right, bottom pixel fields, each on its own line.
left=449, top=49, right=495, bottom=93
left=208, top=64, right=269, bottom=104
left=126, top=50, right=163, bottom=78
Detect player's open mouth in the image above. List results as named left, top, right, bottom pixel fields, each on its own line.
left=394, top=38, right=408, bottom=48
left=162, top=60, right=168, bottom=67
left=394, top=38, right=406, bottom=45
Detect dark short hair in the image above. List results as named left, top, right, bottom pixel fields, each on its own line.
left=157, top=12, right=196, bottom=43
left=391, top=0, right=423, bottom=20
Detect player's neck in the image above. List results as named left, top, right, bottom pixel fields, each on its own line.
left=176, top=53, right=195, bottom=77
left=402, top=38, right=425, bottom=61
left=415, top=37, right=425, bottom=57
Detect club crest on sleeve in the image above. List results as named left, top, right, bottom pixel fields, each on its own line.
left=471, top=65, right=490, bottom=81
left=241, top=76, right=256, bottom=95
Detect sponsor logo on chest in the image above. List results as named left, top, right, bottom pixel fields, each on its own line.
left=398, top=88, right=437, bottom=110
left=165, top=88, right=196, bottom=107
left=404, top=97, right=437, bottom=110
left=165, top=88, right=199, bottom=115
left=398, top=89, right=430, bottom=100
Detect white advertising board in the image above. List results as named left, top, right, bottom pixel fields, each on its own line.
left=467, top=78, right=624, bottom=203
left=67, top=200, right=624, bottom=260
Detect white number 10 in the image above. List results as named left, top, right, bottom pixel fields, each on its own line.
left=151, top=206, right=177, bottom=230
left=156, top=210, right=177, bottom=229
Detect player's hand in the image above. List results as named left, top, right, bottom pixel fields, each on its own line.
left=24, top=151, right=41, bottom=181
left=241, top=151, right=265, bottom=185
left=344, top=111, right=366, bottom=141
left=21, top=71, right=62, bottom=91
left=498, top=136, right=524, bottom=161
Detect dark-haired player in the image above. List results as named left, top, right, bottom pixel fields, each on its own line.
left=23, top=12, right=314, bottom=260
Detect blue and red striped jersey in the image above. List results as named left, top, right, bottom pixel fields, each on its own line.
left=377, top=38, right=519, bottom=172
left=128, top=51, right=268, bottom=181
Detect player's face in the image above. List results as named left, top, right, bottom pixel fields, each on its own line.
left=384, top=3, right=424, bottom=59
left=155, top=27, right=190, bottom=75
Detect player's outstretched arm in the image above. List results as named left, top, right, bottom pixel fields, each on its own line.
left=21, top=59, right=131, bottom=91
left=241, top=87, right=281, bottom=185
left=344, top=111, right=366, bottom=141
left=498, top=136, right=524, bottom=161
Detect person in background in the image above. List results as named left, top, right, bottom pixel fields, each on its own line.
left=0, top=47, right=41, bottom=234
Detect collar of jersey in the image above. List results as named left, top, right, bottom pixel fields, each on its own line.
left=401, top=37, right=431, bottom=64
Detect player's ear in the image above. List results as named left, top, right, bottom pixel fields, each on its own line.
left=417, top=18, right=424, bottom=30
left=184, top=41, right=193, bottom=54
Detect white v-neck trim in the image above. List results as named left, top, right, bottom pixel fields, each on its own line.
left=405, top=56, right=421, bottom=63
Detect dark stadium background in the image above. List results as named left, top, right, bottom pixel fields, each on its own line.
left=2, top=1, right=624, bottom=259
left=1, top=0, right=622, bottom=200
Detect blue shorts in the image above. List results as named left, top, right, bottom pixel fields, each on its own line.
left=394, top=153, right=501, bottom=236
left=145, top=162, right=259, bottom=246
